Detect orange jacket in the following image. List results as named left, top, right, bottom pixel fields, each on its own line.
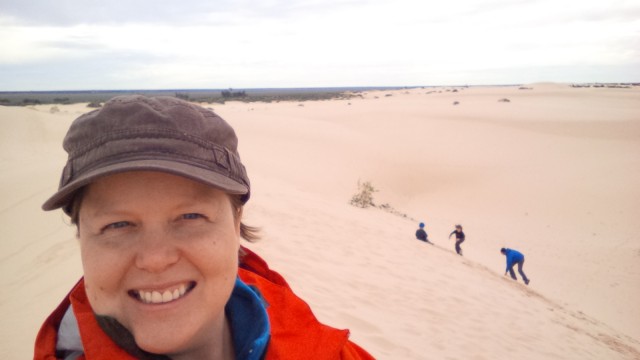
left=34, top=247, right=374, bottom=359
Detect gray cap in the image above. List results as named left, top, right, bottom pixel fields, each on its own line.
left=42, top=95, right=250, bottom=214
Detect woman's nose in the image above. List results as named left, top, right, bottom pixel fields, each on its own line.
left=134, top=228, right=180, bottom=273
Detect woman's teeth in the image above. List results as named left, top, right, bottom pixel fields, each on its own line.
left=137, top=283, right=189, bottom=304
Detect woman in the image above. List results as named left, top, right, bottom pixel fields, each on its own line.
left=449, top=224, right=465, bottom=256
left=34, top=95, right=373, bottom=359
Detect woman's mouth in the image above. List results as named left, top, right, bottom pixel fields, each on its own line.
left=128, top=281, right=196, bottom=304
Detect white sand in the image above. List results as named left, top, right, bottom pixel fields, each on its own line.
left=1, top=85, right=639, bottom=359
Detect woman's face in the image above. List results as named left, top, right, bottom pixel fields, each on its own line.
left=78, top=171, right=240, bottom=356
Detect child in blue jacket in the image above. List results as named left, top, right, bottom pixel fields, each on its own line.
left=500, top=248, right=530, bottom=285
left=415, top=222, right=433, bottom=244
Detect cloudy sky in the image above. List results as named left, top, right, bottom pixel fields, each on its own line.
left=1, top=0, right=638, bottom=90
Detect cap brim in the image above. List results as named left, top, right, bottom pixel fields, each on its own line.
left=42, top=159, right=249, bottom=213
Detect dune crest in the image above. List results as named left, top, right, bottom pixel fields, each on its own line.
left=1, top=85, right=639, bottom=359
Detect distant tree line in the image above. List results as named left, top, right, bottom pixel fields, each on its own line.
left=175, top=92, right=191, bottom=101
left=0, top=88, right=352, bottom=106
left=221, top=89, right=246, bottom=98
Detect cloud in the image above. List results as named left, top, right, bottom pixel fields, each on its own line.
left=1, top=0, right=638, bottom=90
left=0, top=50, right=173, bottom=90
left=0, top=0, right=370, bottom=26
left=0, top=0, right=239, bottom=26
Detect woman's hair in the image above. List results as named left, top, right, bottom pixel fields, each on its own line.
left=68, top=187, right=260, bottom=242
left=228, top=193, right=261, bottom=242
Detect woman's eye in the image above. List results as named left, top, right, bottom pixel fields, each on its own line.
left=103, top=221, right=131, bottom=231
left=182, top=213, right=204, bottom=220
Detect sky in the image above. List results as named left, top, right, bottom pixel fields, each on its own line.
left=0, top=0, right=639, bottom=91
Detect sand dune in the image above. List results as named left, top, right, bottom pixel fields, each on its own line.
left=1, top=84, right=639, bottom=359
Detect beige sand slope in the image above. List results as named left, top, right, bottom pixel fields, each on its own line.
left=1, top=85, right=639, bottom=359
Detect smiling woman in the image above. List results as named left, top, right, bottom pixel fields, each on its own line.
left=78, top=172, right=241, bottom=359
left=33, top=96, right=373, bottom=360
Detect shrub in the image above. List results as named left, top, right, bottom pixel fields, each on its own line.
left=350, top=180, right=377, bottom=208
left=175, top=92, right=190, bottom=100
left=53, top=97, right=70, bottom=104
left=87, top=101, right=102, bottom=108
left=221, top=89, right=246, bottom=98
left=22, top=98, right=41, bottom=105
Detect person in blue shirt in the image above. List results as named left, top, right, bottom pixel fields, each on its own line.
left=500, top=248, right=530, bottom=285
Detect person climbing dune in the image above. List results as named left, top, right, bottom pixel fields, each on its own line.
left=415, top=222, right=433, bottom=245
left=501, top=247, right=530, bottom=285
left=449, top=224, right=465, bottom=255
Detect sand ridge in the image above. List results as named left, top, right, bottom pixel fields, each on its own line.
left=1, top=84, right=639, bottom=359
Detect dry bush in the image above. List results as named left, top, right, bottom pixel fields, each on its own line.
left=350, top=180, right=377, bottom=208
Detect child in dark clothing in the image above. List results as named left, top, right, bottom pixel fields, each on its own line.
left=449, top=224, right=465, bottom=255
left=415, top=222, right=433, bottom=245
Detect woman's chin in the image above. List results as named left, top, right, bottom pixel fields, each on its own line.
left=133, top=330, right=191, bottom=356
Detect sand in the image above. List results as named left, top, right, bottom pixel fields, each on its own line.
left=1, top=84, right=639, bottom=359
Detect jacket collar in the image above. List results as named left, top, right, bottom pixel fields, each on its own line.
left=55, top=277, right=270, bottom=360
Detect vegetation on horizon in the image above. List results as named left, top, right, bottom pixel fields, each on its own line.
left=0, top=88, right=357, bottom=106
